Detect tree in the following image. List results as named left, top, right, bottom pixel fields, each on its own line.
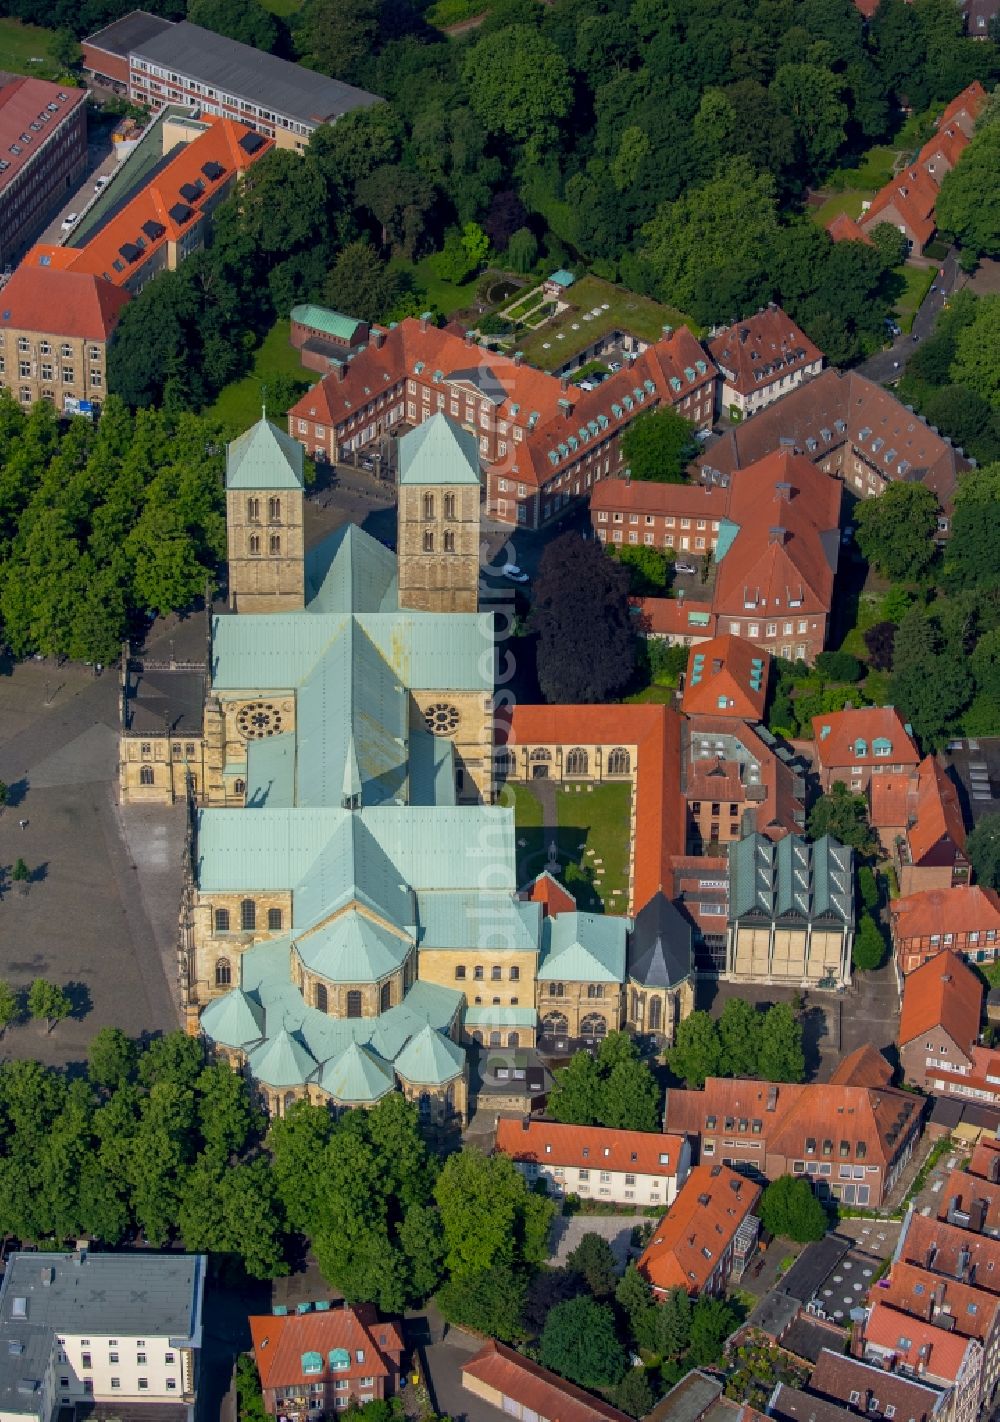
left=611, top=543, right=674, bottom=595
left=435, top=1149, right=555, bottom=1277
left=815, top=651, right=863, bottom=682
left=688, top=1296, right=739, bottom=1366
left=567, top=1232, right=619, bottom=1298
left=87, top=1028, right=137, bottom=1090
left=50, top=28, right=80, bottom=69
left=770, top=63, right=848, bottom=171
left=869, top=222, right=908, bottom=270
left=0, top=981, right=19, bottom=1037
left=945, top=465, right=1000, bottom=592
left=616, top=1370, right=655, bottom=1418
left=890, top=604, right=975, bottom=748
left=854, top=912, right=887, bottom=971
left=718, top=998, right=762, bottom=1078
left=11, top=858, right=29, bottom=886
left=530, top=534, right=636, bottom=703
left=464, top=28, right=573, bottom=162
left=187, top=0, right=279, bottom=48
left=356, top=166, right=438, bottom=259
left=936, top=113, right=1000, bottom=259
left=620, top=409, right=697, bottom=483
left=759, top=1174, right=829, bottom=1242
left=547, top=1051, right=602, bottom=1125
left=601, top=1056, right=661, bottom=1132
left=323, top=241, right=400, bottom=325
left=669, top=1011, right=722, bottom=1088
left=757, top=1003, right=805, bottom=1084
left=539, top=1296, right=627, bottom=1388
left=437, top=1262, right=528, bottom=1342
left=855, top=483, right=939, bottom=582
left=951, top=297, right=1000, bottom=408
left=294, top=0, right=378, bottom=79
left=507, top=228, right=538, bottom=274
left=859, top=865, right=879, bottom=913
left=807, top=781, right=878, bottom=857
left=26, top=979, right=71, bottom=1033
left=522, top=1267, right=586, bottom=1335
left=864, top=621, right=898, bottom=671
left=967, top=813, right=1000, bottom=891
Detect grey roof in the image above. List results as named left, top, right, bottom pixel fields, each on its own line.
left=780, top=1315, right=848, bottom=1364
left=780, top=1234, right=853, bottom=1303
left=627, top=892, right=693, bottom=988
left=0, top=1251, right=205, bottom=1415
left=745, top=1289, right=801, bottom=1339
left=646, top=1370, right=724, bottom=1422
left=83, top=10, right=176, bottom=60
left=131, top=21, right=382, bottom=127
left=727, top=832, right=854, bottom=927
left=770, top=1384, right=855, bottom=1422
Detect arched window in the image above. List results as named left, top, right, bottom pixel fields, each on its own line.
left=648, top=995, right=662, bottom=1032
left=314, top=982, right=328, bottom=1013
left=489, top=1030, right=501, bottom=1046
left=607, top=747, right=630, bottom=775
left=234, top=779, right=246, bottom=796
left=139, top=765, right=154, bottom=786
left=495, top=748, right=515, bottom=780
left=214, top=908, right=230, bottom=933
left=444, top=530, right=455, bottom=553
left=346, top=990, right=362, bottom=1018
left=269, top=534, right=281, bottom=556
left=268, top=496, right=281, bottom=521
left=267, top=907, right=282, bottom=931
left=542, top=1011, right=569, bottom=1036
left=445, top=1083, right=454, bottom=1110
left=247, top=497, right=260, bottom=521
left=444, top=493, right=455, bottom=519
left=508, top=1032, right=520, bottom=1048
left=566, top=747, right=588, bottom=777
left=423, top=492, right=434, bottom=520
left=631, top=990, right=640, bottom=1021
left=215, top=958, right=232, bottom=987
left=423, top=529, right=434, bottom=552
left=550, top=982, right=565, bottom=998
left=530, top=747, right=552, bottom=761
left=249, top=534, right=261, bottom=555
left=530, top=747, right=551, bottom=780
left=380, top=981, right=392, bottom=1012
left=419, top=1091, right=432, bottom=1117
left=581, top=1012, right=608, bottom=1041
left=240, top=898, right=256, bottom=931
left=587, top=983, right=604, bottom=999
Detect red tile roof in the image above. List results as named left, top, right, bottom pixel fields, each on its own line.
left=940, top=81, right=988, bottom=129
left=812, top=707, right=920, bottom=772
left=0, top=264, right=129, bottom=341
left=969, top=1136, right=1000, bottom=1180
left=637, top=1163, right=760, bottom=1294
left=921, top=1043, right=1000, bottom=1102
left=682, top=636, right=770, bottom=720
left=828, top=1044, right=894, bottom=1088
left=249, top=1306, right=403, bottom=1391
left=683, top=714, right=806, bottom=842
left=877, top=1260, right=1000, bottom=1344
left=496, top=1118, right=688, bottom=1177
left=0, top=76, right=86, bottom=198
left=590, top=478, right=729, bottom=518
left=864, top=1301, right=977, bottom=1383
left=462, top=1341, right=633, bottom=1422
left=908, top=756, right=967, bottom=866
left=860, top=163, right=940, bottom=247
left=809, top=1349, right=944, bottom=1422
left=898, top=950, right=981, bottom=1052
left=631, top=596, right=718, bottom=640
left=899, top=1211, right=1000, bottom=1294
left=826, top=213, right=875, bottom=246
left=891, top=885, right=1000, bottom=947
left=502, top=703, right=683, bottom=912
left=936, top=1167, right=1000, bottom=1235
left=519, top=870, right=576, bottom=918
left=708, top=307, right=822, bottom=400
left=870, top=771, right=915, bottom=832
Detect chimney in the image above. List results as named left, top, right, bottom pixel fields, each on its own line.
left=933, top=1281, right=946, bottom=1310
left=969, top=1198, right=987, bottom=1234
left=957, top=1245, right=971, bottom=1279
left=768, top=527, right=789, bottom=546
left=850, top=1316, right=865, bottom=1357
left=860, top=1391, right=871, bottom=1414
left=560, top=373, right=570, bottom=391
left=419, top=310, right=434, bottom=332
left=662, top=324, right=674, bottom=339
left=371, top=328, right=386, bottom=349
left=989, top=1155, right=1000, bottom=1185
left=335, top=362, right=347, bottom=383
left=513, top=351, right=524, bottom=366
left=774, top=482, right=793, bottom=502
left=946, top=1194, right=961, bottom=1222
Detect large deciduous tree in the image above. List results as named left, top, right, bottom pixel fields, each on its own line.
left=854, top=482, right=939, bottom=582
left=530, top=533, right=636, bottom=703
left=620, top=409, right=697, bottom=483
left=807, top=781, right=878, bottom=857
left=463, top=28, right=572, bottom=162
left=759, top=1174, right=828, bottom=1241
left=539, top=1296, right=627, bottom=1388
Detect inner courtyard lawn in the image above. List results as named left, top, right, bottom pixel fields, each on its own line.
left=503, top=779, right=632, bottom=913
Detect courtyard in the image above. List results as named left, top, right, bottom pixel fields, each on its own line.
left=502, top=778, right=632, bottom=912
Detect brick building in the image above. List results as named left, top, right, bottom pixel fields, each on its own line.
left=808, top=1349, right=948, bottom=1422
left=0, top=76, right=87, bottom=268
left=496, top=1118, right=691, bottom=1208
left=290, top=304, right=369, bottom=373
left=681, top=636, right=770, bottom=720
left=890, top=885, right=1000, bottom=973
left=288, top=318, right=717, bottom=530
left=862, top=1303, right=982, bottom=1422
left=663, top=1075, right=922, bottom=1207
left=249, top=1304, right=403, bottom=1419
left=708, top=305, right=823, bottom=419
left=631, top=595, right=718, bottom=648
left=462, top=1342, right=633, bottom=1422
left=681, top=716, right=806, bottom=855
left=878, top=1259, right=1000, bottom=1406
left=812, top=707, right=921, bottom=793
left=637, top=1162, right=761, bottom=1296
left=872, top=754, right=970, bottom=893
left=898, top=950, right=983, bottom=1091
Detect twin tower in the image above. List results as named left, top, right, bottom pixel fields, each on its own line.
left=225, top=414, right=482, bottom=616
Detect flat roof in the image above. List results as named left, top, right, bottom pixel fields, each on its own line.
left=83, top=10, right=176, bottom=60
left=131, top=21, right=382, bottom=128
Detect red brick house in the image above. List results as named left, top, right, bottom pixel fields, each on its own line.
left=878, top=1258, right=1000, bottom=1405
left=863, top=1301, right=983, bottom=1422
left=249, top=1304, right=403, bottom=1420
left=708, top=306, right=823, bottom=420
left=681, top=636, right=770, bottom=721
left=898, top=950, right=982, bottom=1090
left=890, top=885, right=1000, bottom=973
left=288, top=317, right=718, bottom=530
left=462, top=1341, right=633, bottom=1422
left=637, top=1162, right=761, bottom=1296
left=808, top=1349, right=947, bottom=1422
left=289, top=304, right=369, bottom=372
left=812, top=707, right=921, bottom=793
left=0, top=76, right=87, bottom=268
left=592, top=477, right=729, bottom=558
left=682, top=714, right=806, bottom=853
left=630, top=595, right=718, bottom=647
left=872, top=755, right=970, bottom=893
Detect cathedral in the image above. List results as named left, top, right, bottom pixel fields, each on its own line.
left=119, top=413, right=694, bottom=1125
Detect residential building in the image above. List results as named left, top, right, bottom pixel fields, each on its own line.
left=0, top=264, right=129, bottom=413
left=872, top=755, right=970, bottom=894
left=0, top=1247, right=205, bottom=1421
left=25, top=115, right=272, bottom=299
left=249, top=1303, right=403, bottom=1420
left=878, top=1258, right=1000, bottom=1402
left=681, top=636, right=770, bottom=721
left=922, top=1046, right=1000, bottom=1111
left=682, top=717, right=807, bottom=854
left=807, top=1348, right=949, bottom=1422
left=962, top=0, right=1000, bottom=37
left=519, top=869, right=577, bottom=919
left=83, top=14, right=382, bottom=151
left=890, top=886, right=1000, bottom=973
left=288, top=317, right=718, bottom=530
left=495, top=1118, right=691, bottom=1207
left=666, top=853, right=730, bottom=970
left=290, top=304, right=370, bottom=373
left=461, top=1340, right=633, bottom=1422
left=646, top=1372, right=735, bottom=1422
left=595, top=448, right=842, bottom=664
left=896, top=1208, right=1000, bottom=1288
left=826, top=212, right=874, bottom=246
left=708, top=306, right=823, bottom=419
left=768, top=1385, right=857, bottom=1422
left=630, top=594, right=719, bottom=648
left=968, top=1137, right=1000, bottom=1181
left=828, top=1043, right=894, bottom=1089
left=812, top=707, right=921, bottom=794
left=663, top=1075, right=922, bottom=1207
left=725, top=832, right=854, bottom=988
left=862, top=1301, right=982, bottom=1422
left=0, top=76, right=87, bottom=268
left=637, top=1162, right=761, bottom=1295
left=699, top=367, right=969, bottom=530
left=898, top=951, right=982, bottom=1091
left=938, top=1168, right=1000, bottom=1236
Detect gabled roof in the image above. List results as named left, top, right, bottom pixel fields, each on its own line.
left=826, top=213, right=875, bottom=246
left=682, top=636, right=770, bottom=720
left=250, top=1306, right=403, bottom=1391
left=891, top=885, right=1000, bottom=944
left=828, top=1044, right=893, bottom=1088
left=226, top=416, right=304, bottom=490
left=627, top=891, right=693, bottom=988
left=940, top=80, right=988, bottom=128
left=520, top=869, right=577, bottom=918
left=898, top=949, right=981, bottom=1052
left=461, top=1341, right=633, bottom=1422
left=398, top=412, right=481, bottom=486
left=708, top=306, right=822, bottom=398
left=936, top=1167, right=1000, bottom=1236
left=809, top=1349, right=946, bottom=1422
left=908, top=756, right=967, bottom=865
left=631, top=596, right=717, bottom=639
left=899, top=1210, right=1000, bottom=1295
left=0, top=76, right=86, bottom=199
left=638, top=1163, right=760, bottom=1294
left=496, top=1118, right=688, bottom=1177
left=0, top=264, right=130, bottom=342
left=859, top=163, right=940, bottom=246
left=538, top=911, right=628, bottom=983
left=290, top=304, right=364, bottom=342
left=813, top=707, right=919, bottom=770
left=393, top=1023, right=464, bottom=1086
left=728, top=832, right=854, bottom=926
left=864, top=1301, right=976, bottom=1382
left=319, top=1041, right=395, bottom=1103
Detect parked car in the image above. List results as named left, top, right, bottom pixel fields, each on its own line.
left=578, top=378, right=597, bottom=391
left=360, top=457, right=374, bottom=470
left=94, top=175, right=111, bottom=192
left=502, top=563, right=529, bottom=582
left=60, top=212, right=79, bottom=231
left=674, top=562, right=697, bottom=575
left=608, top=360, right=621, bottom=372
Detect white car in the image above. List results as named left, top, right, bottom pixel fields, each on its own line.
left=502, top=563, right=529, bottom=582
left=674, top=562, right=697, bottom=575
left=94, top=175, right=111, bottom=192
left=60, top=212, right=79, bottom=231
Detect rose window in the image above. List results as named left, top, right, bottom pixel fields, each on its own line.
left=424, top=702, right=460, bottom=736
left=237, top=701, right=283, bottom=739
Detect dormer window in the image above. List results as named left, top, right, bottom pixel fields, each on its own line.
left=854, top=739, right=867, bottom=757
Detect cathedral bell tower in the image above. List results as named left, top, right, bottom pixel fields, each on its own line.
left=225, top=416, right=306, bottom=614
left=397, top=414, right=482, bottom=615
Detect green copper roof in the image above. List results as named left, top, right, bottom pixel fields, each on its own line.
left=319, top=1041, right=395, bottom=1103
left=293, top=815, right=417, bottom=933
left=394, top=1023, right=465, bottom=1085
left=200, top=988, right=265, bottom=1048
left=538, top=911, right=627, bottom=982
left=417, top=892, right=540, bottom=952
left=398, top=413, right=481, bottom=486
left=728, top=832, right=854, bottom=925
left=290, top=304, right=363, bottom=343
left=245, top=732, right=295, bottom=809
left=295, top=909, right=412, bottom=983
left=226, top=417, right=304, bottom=490
left=464, top=1005, right=537, bottom=1026
left=714, top=518, right=741, bottom=562
left=305, top=524, right=398, bottom=615
left=247, top=1028, right=316, bottom=1087
left=409, top=728, right=456, bottom=807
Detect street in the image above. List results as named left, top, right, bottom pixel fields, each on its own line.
left=857, top=250, right=961, bottom=384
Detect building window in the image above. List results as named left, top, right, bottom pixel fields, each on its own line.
left=249, top=534, right=261, bottom=555
left=215, top=958, right=231, bottom=987
left=139, top=765, right=154, bottom=786
left=566, top=746, right=588, bottom=776
left=455, top=965, right=466, bottom=980
left=423, top=492, right=434, bottom=519
left=607, top=747, right=630, bottom=775
left=346, top=990, right=362, bottom=1018
left=510, top=966, right=520, bottom=981
left=315, top=982, right=328, bottom=1012
left=380, top=980, right=391, bottom=1012
left=444, top=493, right=455, bottom=518
left=267, top=907, right=282, bottom=930
left=268, top=496, right=281, bottom=521
left=423, top=529, right=434, bottom=552
left=491, top=965, right=502, bottom=981
left=269, top=534, right=281, bottom=555
left=240, top=898, right=256, bottom=931
left=247, top=497, right=260, bottom=521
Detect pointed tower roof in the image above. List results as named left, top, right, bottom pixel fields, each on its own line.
left=398, top=413, right=481, bottom=486
left=627, top=892, right=693, bottom=988
left=247, top=1028, right=316, bottom=1087
left=320, top=1041, right=395, bottom=1103
left=394, top=1023, right=465, bottom=1086
left=226, top=417, right=304, bottom=490
left=342, top=731, right=363, bottom=805
left=200, top=988, right=266, bottom=1049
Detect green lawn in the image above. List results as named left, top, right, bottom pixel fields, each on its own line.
left=623, top=682, right=675, bottom=704
left=206, top=319, right=314, bottom=433
left=893, top=264, right=935, bottom=333
left=0, top=16, right=61, bottom=77
left=828, top=146, right=897, bottom=192
left=514, top=274, right=697, bottom=372
left=391, top=254, right=482, bottom=317
left=425, top=0, right=488, bottom=25
left=505, top=779, right=632, bottom=913
left=810, top=189, right=873, bottom=228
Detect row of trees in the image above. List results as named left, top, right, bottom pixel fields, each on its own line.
left=0, top=978, right=73, bottom=1034
left=669, top=999, right=805, bottom=1088
left=895, top=292, right=1000, bottom=468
